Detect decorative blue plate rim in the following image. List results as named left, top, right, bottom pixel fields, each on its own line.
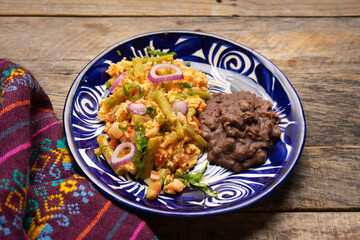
left=63, top=30, right=306, bottom=217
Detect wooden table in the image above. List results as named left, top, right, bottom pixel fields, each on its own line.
left=1, top=1, right=359, bottom=239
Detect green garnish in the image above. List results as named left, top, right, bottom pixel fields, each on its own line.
left=123, top=82, right=144, bottom=99
left=134, top=122, right=143, bottom=131
left=117, top=50, right=121, bottom=56
left=175, top=82, right=192, bottom=88
left=118, top=122, right=128, bottom=131
left=186, top=62, right=191, bottom=67
left=160, top=83, right=168, bottom=91
left=147, top=46, right=176, bottom=57
left=95, top=145, right=109, bottom=161
left=132, top=126, right=148, bottom=179
left=175, top=162, right=218, bottom=198
left=169, top=93, right=188, bottom=105
left=147, top=107, right=157, bottom=118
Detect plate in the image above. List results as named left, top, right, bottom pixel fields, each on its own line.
left=64, top=31, right=306, bottom=216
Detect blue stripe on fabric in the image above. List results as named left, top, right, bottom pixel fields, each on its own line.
left=105, top=211, right=128, bottom=240
left=0, top=114, right=53, bottom=140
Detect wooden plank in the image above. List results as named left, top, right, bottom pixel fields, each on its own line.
left=140, top=212, right=360, bottom=240
left=0, top=0, right=359, bottom=17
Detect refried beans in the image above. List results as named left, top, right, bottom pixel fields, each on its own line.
left=198, top=91, right=281, bottom=172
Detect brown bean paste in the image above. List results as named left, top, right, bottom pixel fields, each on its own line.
left=198, top=91, right=281, bottom=172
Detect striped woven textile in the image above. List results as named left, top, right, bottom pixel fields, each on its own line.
left=0, top=59, right=156, bottom=240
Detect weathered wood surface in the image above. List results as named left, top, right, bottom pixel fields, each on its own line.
left=0, top=8, right=359, bottom=240
left=140, top=212, right=360, bottom=240
left=0, top=0, right=359, bottom=17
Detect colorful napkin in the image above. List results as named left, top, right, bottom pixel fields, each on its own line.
left=0, top=59, right=156, bottom=239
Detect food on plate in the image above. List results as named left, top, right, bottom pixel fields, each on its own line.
left=198, top=91, right=281, bottom=172
left=96, top=48, right=214, bottom=200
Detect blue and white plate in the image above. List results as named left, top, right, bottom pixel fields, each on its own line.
left=64, top=31, right=306, bottom=216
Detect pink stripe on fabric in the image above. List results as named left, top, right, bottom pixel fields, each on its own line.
left=30, top=121, right=60, bottom=139
left=129, top=221, right=146, bottom=240
left=0, top=59, right=7, bottom=65
left=0, top=142, right=31, bottom=164
left=0, top=121, right=60, bottom=164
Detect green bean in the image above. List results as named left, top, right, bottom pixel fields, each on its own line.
left=175, top=119, right=184, bottom=139
left=140, top=136, right=163, bottom=180
left=146, top=168, right=170, bottom=200
left=107, top=75, right=117, bottom=86
left=97, top=134, right=113, bottom=163
left=189, top=89, right=210, bottom=100
left=183, top=123, right=208, bottom=148
left=146, top=83, right=158, bottom=101
left=187, top=108, right=196, bottom=118
left=142, top=55, right=174, bottom=64
left=132, top=57, right=145, bottom=80
left=102, top=82, right=137, bottom=112
left=155, top=90, right=177, bottom=124
left=131, top=114, right=152, bottom=126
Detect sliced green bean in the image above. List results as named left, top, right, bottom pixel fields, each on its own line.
left=189, top=89, right=210, bottom=100
left=102, top=82, right=138, bottom=112
left=97, top=134, right=113, bottom=163
left=140, top=136, right=163, bottom=180
left=183, top=123, right=208, bottom=148
left=187, top=108, right=196, bottom=118
left=142, top=55, right=174, bottom=64
left=146, top=83, right=158, bottom=101
left=175, top=119, right=184, bottom=139
left=146, top=168, right=170, bottom=200
left=155, top=90, right=177, bottom=124
left=131, top=114, right=152, bottom=126
left=132, top=57, right=145, bottom=80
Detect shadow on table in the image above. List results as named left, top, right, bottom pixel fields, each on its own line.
left=139, top=172, right=297, bottom=240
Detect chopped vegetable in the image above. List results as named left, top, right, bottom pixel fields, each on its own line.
left=176, top=163, right=218, bottom=198
left=95, top=145, right=109, bottom=161
left=155, top=90, right=177, bottom=124
left=123, top=82, right=144, bottom=100
left=174, top=82, right=192, bottom=88
left=140, top=136, right=163, bottom=180
left=146, top=107, right=157, bottom=118
left=127, top=103, right=147, bottom=116
left=148, top=63, right=183, bottom=83
left=110, top=142, right=137, bottom=168
left=132, top=57, right=145, bottom=80
left=110, top=73, right=126, bottom=93
left=187, top=107, right=196, bottom=118
left=188, top=88, right=210, bottom=100
left=132, top=125, right=148, bottom=179
left=97, top=134, right=113, bottom=163
left=146, top=168, right=170, bottom=200
left=171, top=100, right=188, bottom=116
left=131, top=114, right=152, bottom=126
left=147, top=46, right=176, bottom=57
left=183, top=123, right=208, bottom=148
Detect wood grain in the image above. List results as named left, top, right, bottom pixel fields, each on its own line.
left=140, top=212, right=360, bottom=240
left=0, top=0, right=359, bottom=17
left=0, top=15, right=359, bottom=214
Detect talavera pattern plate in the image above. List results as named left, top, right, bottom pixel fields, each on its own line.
left=64, top=31, right=306, bottom=216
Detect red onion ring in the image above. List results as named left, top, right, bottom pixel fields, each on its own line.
left=110, top=73, right=126, bottom=93
left=127, top=103, right=147, bottom=116
left=148, top=63, right=183, bottom=83
left=110, top=142, right=137, bottom=168
left=172, top=100, right=188, bottom=116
